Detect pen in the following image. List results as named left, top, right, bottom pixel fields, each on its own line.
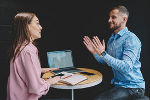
left=63, top=75, right=72, bottom=79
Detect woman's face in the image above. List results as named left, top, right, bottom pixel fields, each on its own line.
left=28, top=16, right=42, bottom=41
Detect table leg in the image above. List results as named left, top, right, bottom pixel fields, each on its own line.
left=72, top=89, right=74, bottom=100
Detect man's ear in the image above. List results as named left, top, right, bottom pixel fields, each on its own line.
left=123, top=16, right=128, bottom=22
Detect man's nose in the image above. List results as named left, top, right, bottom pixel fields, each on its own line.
left=108, top=18, right=111, bottom=23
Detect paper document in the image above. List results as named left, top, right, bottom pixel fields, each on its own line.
left=59, top=72, right=87, bottom=85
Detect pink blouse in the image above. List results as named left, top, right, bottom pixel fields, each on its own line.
left=7, top=42, right=50, bottom=100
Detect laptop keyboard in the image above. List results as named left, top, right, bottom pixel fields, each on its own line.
left=52, top=67, right=83, bottom=74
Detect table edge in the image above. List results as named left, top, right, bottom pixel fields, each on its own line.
left=51, top=77, right=102, bottom=89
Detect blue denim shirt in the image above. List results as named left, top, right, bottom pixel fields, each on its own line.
left=94, top=27, right=145, bottom=88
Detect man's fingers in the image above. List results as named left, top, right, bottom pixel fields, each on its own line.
left=93, top=36, right=102, bottom=47
left=95, top=36, right=101, bottom=44
left=92, top=38, right=98, bottom=48
left=83, top=36, right=90, bottom=44
left=93, top=36, right=103, bottom=47
left=83, top=41, right=88, bottom=48
left=84, top=36, right=92, bottom=43
left=102, top=39, right=105, bottom=48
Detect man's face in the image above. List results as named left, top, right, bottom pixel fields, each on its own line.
left=108, top=9, right=124, bottom=31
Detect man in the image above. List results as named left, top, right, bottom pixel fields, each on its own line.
left=83, top=5, right=145, bottom=100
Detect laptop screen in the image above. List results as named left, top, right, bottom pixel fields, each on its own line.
left=47, top=50, right=74, bottom=68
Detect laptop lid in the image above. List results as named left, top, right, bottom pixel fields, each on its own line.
left=47, top=50, right=83, bottom=74
left=47, top=50, right=74, bottom=68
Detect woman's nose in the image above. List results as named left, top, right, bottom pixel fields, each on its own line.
left=40, top=25, right=42, bottom=30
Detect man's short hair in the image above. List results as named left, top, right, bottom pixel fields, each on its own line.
left=112, top=5, right=129, bottom=17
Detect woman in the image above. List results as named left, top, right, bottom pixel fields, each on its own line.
left=7, top=12, right=61, bottom=100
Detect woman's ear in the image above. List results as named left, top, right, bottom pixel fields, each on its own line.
left=27, top=24, right=31, bottom=31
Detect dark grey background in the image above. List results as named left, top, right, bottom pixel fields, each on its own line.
left=0, top=0, right=149, bottom=100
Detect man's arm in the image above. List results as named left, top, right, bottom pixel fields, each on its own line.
left=94, top=53, right=107, bottom=65
left=100, top=35, right=141, bottom=73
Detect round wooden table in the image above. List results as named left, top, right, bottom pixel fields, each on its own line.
left=42, top=68, right=103, bottom=100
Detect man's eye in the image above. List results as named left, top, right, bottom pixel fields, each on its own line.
left=112, top=16, right=116, bottom=19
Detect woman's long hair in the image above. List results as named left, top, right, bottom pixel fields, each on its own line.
left=9, top=12, right=36, bottom=62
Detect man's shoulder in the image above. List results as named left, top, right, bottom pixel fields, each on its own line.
left=123, top=30, right=140, bottom=40
left=124, top=31, right=141, bottom=46
left=128, top=32, right=140, bottom=40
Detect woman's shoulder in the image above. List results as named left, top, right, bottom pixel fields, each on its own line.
left=21, top=42, right=37, bottom=54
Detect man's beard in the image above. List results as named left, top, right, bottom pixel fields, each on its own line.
left=110, top=23, right=122, bottom=32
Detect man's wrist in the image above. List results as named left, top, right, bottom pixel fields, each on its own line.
left=91, top=51, right=96, bottom=55
left=101, top=51, right=106, bottom=57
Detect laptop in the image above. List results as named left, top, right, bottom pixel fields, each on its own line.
left=47, top=50, right=83, bottom=74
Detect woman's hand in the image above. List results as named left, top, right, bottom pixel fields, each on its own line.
left=46, top=76, right=61, bottom=85
left=41, top=68, right=50, bottom=73
left=41, top=68, right=59, bottom=73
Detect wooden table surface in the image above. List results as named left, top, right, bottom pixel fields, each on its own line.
left=42, top=68, right=102, bottom=85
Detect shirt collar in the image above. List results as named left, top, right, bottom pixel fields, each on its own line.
left=112, top=27, right=128, bottom=40
left=117, top=27, right=128, bottom=36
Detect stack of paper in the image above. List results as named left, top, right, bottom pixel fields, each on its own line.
left=59, top=72, right=87, bottom=85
